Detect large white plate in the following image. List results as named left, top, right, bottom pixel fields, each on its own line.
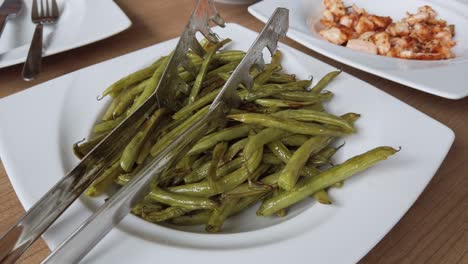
left=0, top=0, right=131, bottom=69
left=0, top=24, right=454, bottom=264
left=248, top=0, right=468, bottom=99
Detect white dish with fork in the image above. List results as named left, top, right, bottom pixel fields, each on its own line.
left=0, top=0, right=131, bottom=69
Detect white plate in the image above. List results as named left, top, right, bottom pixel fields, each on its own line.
left=248, top=0, right=468, bottom=99
left=0, top=24, right=454, bottom=264
left=0, top=0, right=131, bottom=68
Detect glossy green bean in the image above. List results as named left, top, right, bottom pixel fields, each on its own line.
left=112, top=79, right=149, bottom=118
left=257, top=146, right=398, bottom=216
left=280, top=134, right=309, bottom=147
left=310, top=71, right=341, bottom=94
left=128, top=55, right=170, bottom=114
left=187, top=124, right=251, bottom=156
left=227, top=113, right=349, bottom=137
left=243, top=128, right=289, bottom=169
left=142, top=207, right=190, bottom=222
left=268, top=73, right=296, bottom=84
left=147, top=186, right=217, bottom=210
left=92, top=115, right=125, bottom=134
left=86, top=161, right=122, bottom=197
left=207, top=142, right=228, bottom=192
left=120, top=108, right=166, bottom=172
left=73, top=133, right=107, bottom=159
left=313, top=190, right=332, bottom=204
left=254, top=99, right=319, bottom=108
left=151, top=106, right=210, bottom=156
left=131, top=202, right=164, bottom=216
left=173, top=88, right=220, bottom=120
left=278, top=136, right=332, bottom=190
left=184, top=157, right=244, bottom=184
left=101, top=56, right=166, bottom=97
left=168, top=148, right=263, bottom=197
left=240, top=80, right=311, bottom=102
left=206, top=197, right=239, bottom=233
left=170, top=210, right=212, bottom=226
left=206, top=60, right=241, bottom=79
left=273, top=109, right=355, bottom=133
left=253, top=51, right=282, bottom=86
left=224, top=138, right=248, bottom=161
left=272, top=90, right=333, bottom=102
left=189, top=39, right=230, bottom=104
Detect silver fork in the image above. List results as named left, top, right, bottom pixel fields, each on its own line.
left=21, top=0, right=59, bottom=81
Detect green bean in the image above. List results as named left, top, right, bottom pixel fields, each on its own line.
left=310, top=145, right=342, bottom=166
left=142, top=207, right=190, bottom=222
left=101, top=56, right=166, bottom=97
left=262, top=153, right=283, bottom=165
left=131, top=202, right=164, bottom=216
left=173, top=88, right=220, bottom=120
left=254, top=99, right=319, bottom=108
left=278, top=136, right=332, bottom=190
left=168, top=148, right=263, bottom=197
left=206, top=197, right=239, bottom=233
left=93, top=115, right=125, bottom=134
left=272, top=90, right=334, bottom=102
left=207, top=142, right=228, bottom=192
left=310, top=71, right=341, bottom=94
left=86, top=161, right=122, bottom=197
left=257, top=146, right=398, bottom=216
left=333, top=181, right=344, bottom=188
left=147, top=186, right=217, bottom=210
left=313, top=190, right=332, bottom=204
left=224, top=172, right=279, bottom=197
left=184, top=157, right=244, bottom=184
left=280, top=134, right=310, bottom=147
left=206, top=60, right=241, bottom=79
left=301, top=103, right=325, bottom=112
left=151, top=106, right=210, bottom=156
left=120, top=108, right=166, bottom=172
left=189, top=39, right=230, bottom=104
left=253, top=51, right=282, bottom=86
left=268, top=73, right=296, bottom=84
left=115, top=173, right=132, bottom=186
left=273, top=109, right=355, bottom=133
left=243, top=128, right=289, bottom=169
left=224, top=138, right=248, bottom=161
left=228, top=113, right=349, bottom=137
left=128, top=55, right=171, bottom=114
left=240, top=80, right=311, bottom=102
left=192, top=155, right=211, bottom=170
left=187, top=124, right=251, bottom=156
left=112, top=79, right=149, bottom=118
left=170, top=210, right=212, bottom=226
left=273, top=188, right=288, bottom=217
left=102, top=93, right=122, bottom=121
left=136, top=134, right=155, bottom=165
left=73, top=133, right=107, bottom=159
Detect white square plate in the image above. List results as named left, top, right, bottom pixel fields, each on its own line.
left=0, top=0, right=131, bottom=68
left=248, top=0, right=468, bottom=99
left=0, top=24, right=454, bottom=264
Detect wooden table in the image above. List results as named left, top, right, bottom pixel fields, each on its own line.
left=0, top=1, right=467, bottom=263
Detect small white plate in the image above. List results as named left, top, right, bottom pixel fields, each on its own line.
left=0, top=24, right=454, bottom=264
left=0, top=0, right=131, bottom=69
left=248, top=0, right=468, bottom=99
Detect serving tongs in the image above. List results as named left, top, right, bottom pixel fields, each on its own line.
left=0, top=1, right=288, bottom=262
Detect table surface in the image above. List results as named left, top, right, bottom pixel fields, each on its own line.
left=0, top=1, right=467, bottom=263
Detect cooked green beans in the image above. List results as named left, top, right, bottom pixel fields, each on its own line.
left=257, top=147, right=398, bottom=216
left=79, top=40, right=398, bottom=233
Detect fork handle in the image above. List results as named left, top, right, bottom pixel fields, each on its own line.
left=22, top=23, right=43, bottom=81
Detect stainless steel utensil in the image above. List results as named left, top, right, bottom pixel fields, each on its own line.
left=0, top=0, right=223, bottom=263
left=42, top=7, right=288, bottom=264
left=21, top=0, right=59, bottom=81
left=0, top=0, right=23, bottom=38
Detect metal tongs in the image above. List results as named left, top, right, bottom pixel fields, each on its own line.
left=0, top=1, right=288, bottom=262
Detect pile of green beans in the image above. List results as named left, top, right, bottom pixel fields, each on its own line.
left=74, top=38, right=398, bottom=233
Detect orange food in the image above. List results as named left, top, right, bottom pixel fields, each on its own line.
left=316, top=1, right=456, bottom=60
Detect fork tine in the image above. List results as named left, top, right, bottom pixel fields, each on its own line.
left=40, top=0, right=44, bottom=17
left=45, top=0, right=50, bottom=17
left=31, top=0, right=38, bottom=19
left=51, top=0, right=59, bottom=18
